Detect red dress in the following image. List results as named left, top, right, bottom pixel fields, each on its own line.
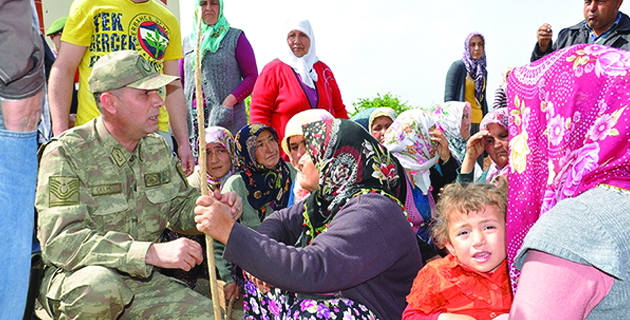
left=403, top=254, right=512, bottom=320
left=249, top=59, right=348, bottom=158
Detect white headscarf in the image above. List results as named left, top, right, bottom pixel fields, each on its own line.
left=279, top=19, right=319, bottom=89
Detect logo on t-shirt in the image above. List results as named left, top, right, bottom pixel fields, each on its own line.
left=129, top=13, right=170, bottom=61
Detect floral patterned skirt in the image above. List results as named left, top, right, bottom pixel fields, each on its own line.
left=241, top=278, right=378, bottom=320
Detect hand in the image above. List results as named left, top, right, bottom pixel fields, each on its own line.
left=194, top=195, right=236, bottom=244
left=245, top=271, right=271, bottom=294
left=223, top=282, right=240, bottom=302
left=430, top=127, right=450, bottom=162
left=213, top=190, right=243, bottom=220
left=221, top=94, right=238, bottom=109
left=145, top=238, right=203, bottom=271
left=537, top=23, right=553, bottom=52
left=461, top=130, right=488, bottom=174
left=178, top=143, right=195, bottom=176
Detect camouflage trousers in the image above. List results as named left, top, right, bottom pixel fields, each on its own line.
left=39, top=266, right=215, bottom=319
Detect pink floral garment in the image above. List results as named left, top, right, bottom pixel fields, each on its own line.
left=506, top=44, right=630, bottom=289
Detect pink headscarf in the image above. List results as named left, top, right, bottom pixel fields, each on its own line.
left=480, top=108, right=510, bottom=183
left=506, top=44, right=630, bottom=289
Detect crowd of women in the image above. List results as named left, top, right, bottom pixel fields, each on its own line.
left=165, top=0, right=630, bottom=319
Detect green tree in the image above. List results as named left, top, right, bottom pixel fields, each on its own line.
left=350, top=92, right=412, bottom=117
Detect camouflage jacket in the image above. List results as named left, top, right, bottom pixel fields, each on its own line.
left=36, top=117, right=200, bottom=278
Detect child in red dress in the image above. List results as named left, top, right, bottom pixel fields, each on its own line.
left=403, top=181, right=512, bottom=320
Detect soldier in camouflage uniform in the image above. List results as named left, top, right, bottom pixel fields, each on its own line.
left=36, top=51, right=238, bottom=319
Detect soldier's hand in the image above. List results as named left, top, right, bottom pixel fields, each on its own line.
left=194, top=195, right=235, bottom=244
left=178, top=143, right=195, bottom=176
left=537, top=23, right=553, bottom=52
left=213, top=190, right=243, bottom=220
left=145, top=238, right=203, bottom=271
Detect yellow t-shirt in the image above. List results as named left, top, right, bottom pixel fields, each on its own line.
left=465, top=73, right=485, bottom=124
left=62, top=0, right=183, bottom=132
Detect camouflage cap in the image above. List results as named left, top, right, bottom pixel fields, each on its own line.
left=46, top=16, right=67, bottom=36
left=88, top=50, right=179, bottom=93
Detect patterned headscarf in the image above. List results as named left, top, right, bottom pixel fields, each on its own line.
left=506, top=44, right=630, bottom=288
left=281, top=109, right=334, bottom=158
left=279, top=19, right=319, bottom=89
left=190, top=0, right=230, bottom=67
left=300, top=119, right=407, bottom=246
left=368, top=107, right=398, bottom=135
left=203, top=126, right=236, bottom=190
left=383, top=110, right=439, bottom=195
left=235, top=124, right=292, bottom=218
left=282, top=109, right=334, bottom=203
left=432, top=101, right=471, bottom=164
left=480, top=108, right=510, bottom=183
left=462, top=32, right=487, bottom=101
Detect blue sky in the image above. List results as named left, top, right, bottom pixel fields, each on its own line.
left=180, top=0, right=626, bottom=111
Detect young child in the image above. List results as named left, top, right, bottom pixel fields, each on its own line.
left=403, top=181, right=512, bottom=320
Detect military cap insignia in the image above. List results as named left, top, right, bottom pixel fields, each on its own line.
left=49, top=176, right=80, bottom=207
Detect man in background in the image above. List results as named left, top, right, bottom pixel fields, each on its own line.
left=531, top=0, right=629, bottom=61
left=0, top=0, right=45, bottom=318
left=48, top=0, right=194, bottom=174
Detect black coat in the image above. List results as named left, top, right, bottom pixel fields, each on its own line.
left=444, top=60, right=488, bottom=121
left=531, top=12, right=630, bottom=62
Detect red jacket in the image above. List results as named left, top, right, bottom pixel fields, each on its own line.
left=250, top=59, right=348, bottom=158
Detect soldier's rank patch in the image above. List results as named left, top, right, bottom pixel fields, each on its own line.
left=90, top=183, right=122, bottom=196
left=49, top=176, right=80, bottom=207
left=111, top=148, right=127, bottom=167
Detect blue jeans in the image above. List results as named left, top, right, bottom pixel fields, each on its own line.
left=0, top=122, right=38, bottom=320
left=0, top=0, right=42, bottom=316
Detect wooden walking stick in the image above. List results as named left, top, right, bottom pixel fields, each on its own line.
left=226, top=296, right=236, bottom=320
left=194, top=7, right=223, bottom=319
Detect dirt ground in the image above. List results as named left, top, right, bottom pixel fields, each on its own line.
left=35, top=278, right=244, bottom=320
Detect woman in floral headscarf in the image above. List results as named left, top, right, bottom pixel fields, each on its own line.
left=444, top=32, right=488, bottom=138
left=161, top=126, right=237, bottom=288
left=457, top=108, right=510, bottom=184
left=281, top=109, right=334, bottom=205
left=181, top=0, right=258, bottom=156
left=383, top=110, right=459, bottom=261
left=195, top=119, right=421, bottom=320
left=218, top=124, right=295, bottom=304
left=503, top=44, right=630, bottom=318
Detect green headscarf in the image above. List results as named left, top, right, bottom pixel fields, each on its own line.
left=190, top=0, right=230, bottom=67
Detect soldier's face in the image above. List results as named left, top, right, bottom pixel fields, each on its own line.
left=114, top=88, right=163, bottom=139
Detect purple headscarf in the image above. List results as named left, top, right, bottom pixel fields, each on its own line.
left=506, top=44, right=630, bottom=290
left=462, top=32, right=487, bottom=101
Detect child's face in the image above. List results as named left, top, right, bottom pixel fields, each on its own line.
left=445, top=204, right=506, bottom=273
left=206, top=142, right=232, bottom=179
